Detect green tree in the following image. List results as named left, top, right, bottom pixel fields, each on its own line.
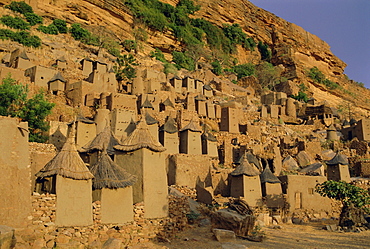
left=232, top=63, right=255, bottom=79
left=257, top=41, right=272, bottom=61
left=316, top=180, right=370, bottom=228
left=172, top=51, right=195, bottom=71
left=211, top=60, right=223, bottom=76
left=0, top=75, right=54, bottom=142
left=114, top=54, right=138, bottom=82
left=255, top=62, right=281, bottom=90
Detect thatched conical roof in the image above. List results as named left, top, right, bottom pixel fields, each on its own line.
left=162, top=97, right=174, bottom=108
left=49, top=72, right=67, bottom=83
left=350, top=118, right=357, bottom=126
left=36, top=126, right=94, bottom=180
left=300, top=162, right=323, bottom=174
left=327, top=124, right=336, bottom=131
left=342, top=120, right=350, bottom=126
left=201, top=132, right=217, bottom=142
left=195, top=94, right=206, bottom=101
left=80, top=124, right=120, bottom=155
left=18, top=49, right=29, bottom=60
left=90, top=150, right=137, bottom=189
left=141, top=97, right=154, bottom=109
left=326, top=153, right=348, bottom=165
left=260, top=166, right=280, bottom=184
left=160, top=116, right=178, bottom=134
left=179, top=119, right=202, bottom=132
left=145, top=112, right=159, bottom=125
left=237, top=152, right=261, bottom=170
left=231, top=156, right=260, bottom=177
left=204, top=84, right=212, bottom=91
left=114, top=118, right=166, bottom=152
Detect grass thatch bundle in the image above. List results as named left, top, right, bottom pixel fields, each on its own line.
left=90, top=150, right=137, bottom=189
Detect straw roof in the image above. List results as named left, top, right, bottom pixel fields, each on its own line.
left=179, top=119, right=202, bottom=132
left=237, top=152, right=261, bottom=170
left=80, top=124, right=120, bottom=155
left=162, top=97, right=174, bottom=108
left=18, top=50, right=29, bottom=60
left=145, top=112, right=159, bottom=125
left=114, top=118, right=166, bottom=152
left=327, top=124, right=336, bottom=131
left=90, top=150, right=137, bottom=189
left=326, top=153, right=348, bottom=165
left=260, top=166, right=280, bottom=184
left=49, top=72, right=67, bottom=83
left=195, top=94, right=207, bottom=101
left=300, top=162, right=323, bottom=174
left=231, top=156, right=260, bottom=177
left=141, top=97, right=154, bottom=109
left=36, top=126, right=94, bottom=180
left=160, top=116, right=178, bottom=134
left=204, top=84, right=212, bottom=91
left=201, top=132, right=217, bottom=142
left=342, top=120, right=350, bottom=126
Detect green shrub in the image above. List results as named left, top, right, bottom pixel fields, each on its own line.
left=0, top=15, right=30, bottom=30
left=52, top=19, right=67, bottom=33
left=222, top=23, right=255, bottom=51
left=172, top=51, right=195, bottom=71
left=257, top=41, right=272, bottom=61
left=24, top=13, right=43, bottom=26
left=133, top=27, right=148, bottom=42
left=0, top=29, right=41, bottom=47
left=163, top=62, right=177, bottom=75
left=123, top=39, right=137, bottom=52
left=309, top=67, right=339, bottom=90
left=150, top=48, right=166, bottom=63
left=6, top=1, right=33, bottom=14
left=211, top=60, right=223, bottom=75
left=176, top=0, right=200, bottom=14
left=291, top=91, right=308, bottom=102
left=0, top=74, right=54, bottom=142
left=37, top=24, right=58, bottom=35
left=114, top=54, right=138, bottom=81
left=232, top=63, right=255, bottom=79
left=70, top=23, right=90, bottom=41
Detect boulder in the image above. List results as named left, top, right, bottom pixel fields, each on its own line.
left=0, top=226, right=15, bottom=249
left=282, top=156, right=299, bottom=171
left=296, top=151, right=314, bottom=167
left=213, top=228, right=236, bottom=242
left=211, top=209, right=255, bottom=237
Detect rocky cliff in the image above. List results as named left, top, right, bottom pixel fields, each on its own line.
left=1, top=0, right=369, bottom=115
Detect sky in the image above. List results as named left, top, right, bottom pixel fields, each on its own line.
left=249, top=0, right=370, bottom=88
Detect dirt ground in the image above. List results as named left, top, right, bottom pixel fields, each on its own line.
left=151, top=222, right=370, bottom=249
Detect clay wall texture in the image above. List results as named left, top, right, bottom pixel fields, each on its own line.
left=0, top=117, right=31, bottom=228
left=55, top=176, right=93, bottom=227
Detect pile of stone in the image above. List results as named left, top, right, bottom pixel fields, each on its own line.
left=30, top=193, right=56, bottom=226
left=172, top=185, right=197, bottom=200
left=29, top=142, right=56, bottom=153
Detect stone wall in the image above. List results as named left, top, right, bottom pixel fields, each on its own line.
left=17, top=192, right=190, bottom=248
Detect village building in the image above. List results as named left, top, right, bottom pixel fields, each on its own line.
left=114, top=119, right=168, bottom=219
left=203, top=84, right=213, bottom=97
left=35, top=126, right=94, bottom=227
left=160, top=97, right=175, bottom=112
left=90, top=150, right=137, bottom=224
left=326, top=153, right=350, bottom=182
left=326, top=124, right=338, bottom=141
left=179, top=119, right=202, bottom=155
left=260, top=165, right=284, bottom=208
left=195, top=94, right=207, bottom=117
left=80, top=57, right=94, bottom=77
left=300, top=104, right=334, bottom=126
left=278, top=175, right=331, bottom=213
left=74, top=116, right=97, bottom=150
left=145, top=111, right=159, bottom=141
left=220, top=107, right=239, bottom=133
left=341, top=119, right=370, bottom=141
left=55, top=56, right=67, bottom=69
left=47, top=121, right=68, bottom=151
left=25, top=66, right=58, bottom=88
left=201, top=131, right=218, bottom=157
left=48, top=71, right=67, bottom=95
left=230, top=154, right=262, bottom=207
left=159, top=116, right=179, bottom=154
left=9, top=48, right=33, bottom=69
left=110, top=108, right=136, bottom=139
left=170, top=76, right=182, bottom=93
left=183, top=76, right=195, bottom=93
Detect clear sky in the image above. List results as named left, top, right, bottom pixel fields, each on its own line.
left=249, top=0, right=370, bottom=88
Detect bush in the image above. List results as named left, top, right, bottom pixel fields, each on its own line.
left=123, top=39, right=137, bottom=52
left=309, top=67, right=339, bottom=90
left=6, top=1, right=33, bottom=14
left=37, top=24, right=59, bottom=35
left=291, top=91, right=308, bottom=102
left=258, top=41, right=272, bottom=61
left=52, top=19, right=67, bottom=33
left=0, top=74, right=54, bottom=142
left=172, top=51, right=195, bottom=71
left=232, top=63, right=255, bottom=79
left=70, top=23, right=90, bottom=41
left=114, top=54, right=138, bottom=81
left=0, top=29, right=41, bottom=47
left=24, top=13, right=43, bottom=26
left=0, top=15, right=30, bottom=30
left=163, top=62, right=177, bottom=75
left=150, top=48, right=166, bottom=63
left=176, top=0, right=200, bottom=14
left=211, top=60, right=223, bottom=75
left=222, top=23, right=255, bottom=51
